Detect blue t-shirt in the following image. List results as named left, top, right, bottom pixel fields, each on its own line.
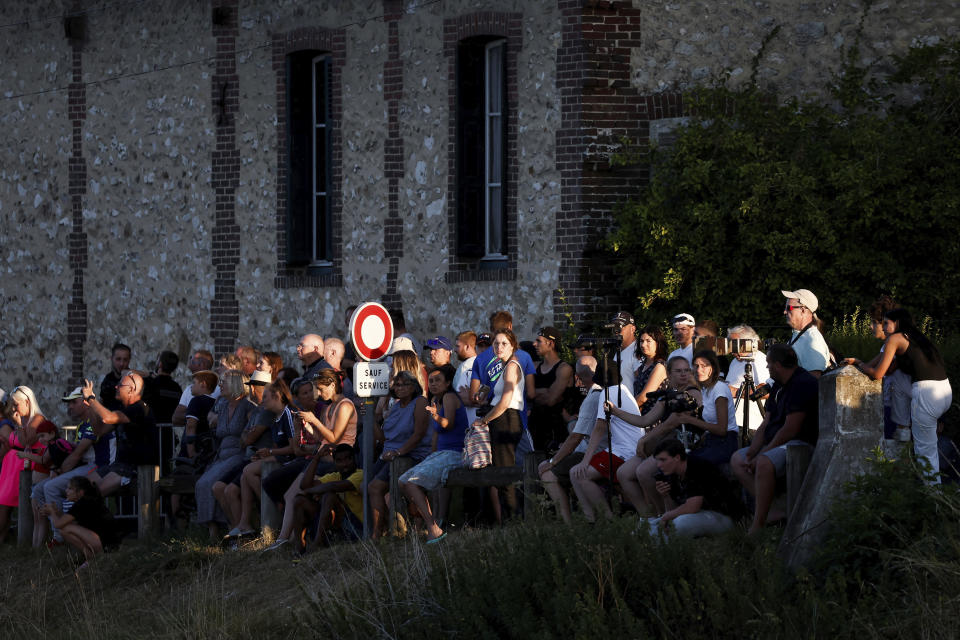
left=382, top=398, right=432, bottom=460
left=434, top=394, right=468, bottom=452
left=471, top=346, right=535, bottom=428
left=271, top=407, right=296, bottom=463
left=74, top=419, right=111, bottom=467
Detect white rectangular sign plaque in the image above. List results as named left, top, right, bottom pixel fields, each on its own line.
left=353, top=362, right=391, bottom=397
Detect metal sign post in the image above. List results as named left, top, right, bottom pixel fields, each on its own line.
left=349, top=302, right=393, bottom=539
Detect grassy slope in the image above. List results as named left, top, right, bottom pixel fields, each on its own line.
left=3, top=494, right=960, bottom=640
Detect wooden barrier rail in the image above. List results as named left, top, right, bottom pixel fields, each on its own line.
left=387, top=453, right=544, bottom=531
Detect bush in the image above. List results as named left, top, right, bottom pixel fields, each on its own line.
left=607, top=40, right=960, bottom=333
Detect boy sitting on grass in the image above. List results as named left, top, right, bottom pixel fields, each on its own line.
left=41, top=476, right=119, bottom=568
left=291, top=443, right=364, bottom=552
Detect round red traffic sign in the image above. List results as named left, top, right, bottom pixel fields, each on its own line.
left=349, top=302, right=394, bottom=361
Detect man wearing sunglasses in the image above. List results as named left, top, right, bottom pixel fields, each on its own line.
left=82, top=371, right=159, bottom=496
left=782, top=289, right=831, bottom=377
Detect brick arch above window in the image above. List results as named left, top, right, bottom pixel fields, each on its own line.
left=273, top=27, right=346, bottom=289
left=444, top=12, right=522, bottom=284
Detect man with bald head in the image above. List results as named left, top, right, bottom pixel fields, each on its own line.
left=322, top=336, right=357, bottom=405
left=297, top=333, right=331, bottom=380
left=81, top=371, right=159, bottom=497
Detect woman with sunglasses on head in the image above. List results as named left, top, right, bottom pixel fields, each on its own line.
left=0, top=387, right=46, bottom=543
left=847, top=308, right=952, bottom=482
left=633, top=324, right=669, bottom=409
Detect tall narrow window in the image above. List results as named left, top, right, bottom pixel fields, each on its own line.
left=456, top=37, right=506, bottom=262
left=287, top=51, right=332, bottom=268
left=484, top=40, right=504, bottom=258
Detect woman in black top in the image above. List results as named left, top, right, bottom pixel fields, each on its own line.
left=848, top=308, right=952, bottom=481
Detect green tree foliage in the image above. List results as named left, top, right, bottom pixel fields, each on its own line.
left=608, top=41, right=960, bottom=330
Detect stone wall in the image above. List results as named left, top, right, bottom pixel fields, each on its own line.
left=629, top=0, right=959, bottom=96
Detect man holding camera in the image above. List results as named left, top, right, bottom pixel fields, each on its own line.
left=782, top=288, right=830, bottom=376
left=642, top=439, right=742, bottom=539
left=730, top=344, right=819, bottom=534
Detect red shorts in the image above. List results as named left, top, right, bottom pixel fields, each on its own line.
left=589, top=451, right=625, bottom=479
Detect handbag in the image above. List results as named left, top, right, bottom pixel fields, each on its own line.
left=461, top=422, right=492, bottom=469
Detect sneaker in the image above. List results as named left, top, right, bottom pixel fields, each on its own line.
left=263, top=538, right=289, bottom=552
left=226, top=527, right=256, bottom=538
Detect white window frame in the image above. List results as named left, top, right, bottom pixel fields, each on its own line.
left=483, top=40, right=505, bottom=260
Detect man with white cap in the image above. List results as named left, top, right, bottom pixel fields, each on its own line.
left=41, top=387, right=110, bottom=545
left=782, top=288, right=830, bottom=377
left=667, top=313, right=696, bottom=366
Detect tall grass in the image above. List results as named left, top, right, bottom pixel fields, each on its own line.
left=3, top=460, right=960, bottom=639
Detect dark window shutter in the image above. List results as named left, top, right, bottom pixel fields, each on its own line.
left=456, top=41, right=486, bottom=258
left=286, top=53, right=313, bottom=266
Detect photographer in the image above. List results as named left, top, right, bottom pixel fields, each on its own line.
left=675, top=350, right=740, bottom=467
left=642, top=439, right=741, bottom=539
left=724, top=325, right=769, bottom=433
left=538, top=356, right=602, bottom=524
left=569, top=361, right=644, bottom=523
left=730, top=344, right=818, bottom=534
left=604, top=356, right=702, bottom=516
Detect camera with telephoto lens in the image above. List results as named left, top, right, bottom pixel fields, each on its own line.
left=645, top=388, right=699, bottom=414
left=694, top=335, right=760, bottom=357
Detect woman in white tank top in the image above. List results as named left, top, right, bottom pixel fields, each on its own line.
left=475, top=328, right=525, bottom=516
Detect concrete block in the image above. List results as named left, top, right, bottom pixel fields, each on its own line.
left=779, top=365, right=883, bottom=568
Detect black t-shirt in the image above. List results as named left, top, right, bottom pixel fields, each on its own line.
left=142, top=375, right=183, bottom=423
left=100, top=370, right=123, bottom=411
left=762, top=368, right=819, bottom=447
left=667, top=457, right=742, bottom=517
left=246, top=406, right=277, bottom=452
left=67, top=495, right=119, bottom=545
left=176, top=394, right=217, bottom=458
left=116, top=400, right=159, bottom=466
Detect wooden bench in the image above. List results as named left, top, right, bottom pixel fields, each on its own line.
left=387, top=453, right=544, bottom=533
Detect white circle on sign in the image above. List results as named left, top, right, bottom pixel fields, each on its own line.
left=361, top=315, right=386, bottom=350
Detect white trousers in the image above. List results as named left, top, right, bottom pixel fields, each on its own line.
left=911, top=379, right=953, bottom=483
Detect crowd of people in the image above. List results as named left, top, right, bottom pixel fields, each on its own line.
left=0, top=290, right=953, bottom=563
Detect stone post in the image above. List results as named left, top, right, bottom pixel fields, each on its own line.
left=779, top=365, right=883, bottom=568
left=18, top=467, right=33, bottom=546
left=137, top=465, right=160, bottom=538
left=259, top=460, right=281, bottom=543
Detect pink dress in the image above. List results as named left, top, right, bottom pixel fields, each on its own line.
left=0, top=423, right=26, bottom=507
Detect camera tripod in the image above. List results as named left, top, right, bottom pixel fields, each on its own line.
left=732, top=358, right=767, bottom=447
left=599, top=339, right=623, bottom=508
